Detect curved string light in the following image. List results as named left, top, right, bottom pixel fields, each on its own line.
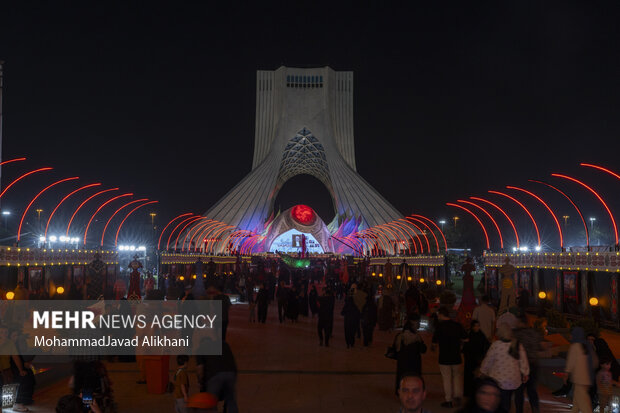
left=18, top=177, right=79, bottom=242
left=488, top=190, right=541, bottom=247
left=552, top=173, right=618, bottom=245
left=446, top=203, right=490, bottom=250
left=157, top=213, right=194, bottom=250
left=45, top=183, right=101, bottom=238
left=114, top=201, right=158, bottom=247
left=470, top=197, right=520, bottom=248
left=458, top=200, right=504, bottom=250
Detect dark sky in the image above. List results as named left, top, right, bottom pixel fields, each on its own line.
left=1, top=1, right=619, bottom=250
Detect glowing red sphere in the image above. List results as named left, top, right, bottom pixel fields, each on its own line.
left=291, top=204, right=315, bottom=225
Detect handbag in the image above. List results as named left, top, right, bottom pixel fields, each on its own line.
left=385, top=345, right=397, bottom=360
left=385, top=333, right=400, bottom=360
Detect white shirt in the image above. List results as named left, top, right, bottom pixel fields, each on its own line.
left=480, top=340, right=530, bottom=390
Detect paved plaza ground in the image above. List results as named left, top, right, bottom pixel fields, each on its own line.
left=6, top=300, right=587, bottom=413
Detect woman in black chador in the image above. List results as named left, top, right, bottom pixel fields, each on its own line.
left=309, top=285, right=319, bottom=318
left=394, top=316, right=427, bottom=395
left=341, top=295, right=360, bottom=348
left=256, top=283, right=269, bottom=323
left=462, top=320, right=490, bottom=397
left=286, top=286, right=299, bottom=322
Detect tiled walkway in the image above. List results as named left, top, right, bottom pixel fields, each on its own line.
left=10, top=300, right=579, bottom=412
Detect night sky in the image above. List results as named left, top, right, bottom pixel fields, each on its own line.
left=1, top=1, right=619, bottom=250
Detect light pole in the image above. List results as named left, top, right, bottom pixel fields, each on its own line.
left=35, top=208, right=43, bottom=233
left=563, top=215, right=569, bottom=230
left=2, top=210, right=9, bottom=230
left=453, top=216, right=459, bottom=230
left=439, top=220, right=446, bottom=232
left=590, top=217, right=597, bottom=245
left=150, top=212, right=156, bottom=227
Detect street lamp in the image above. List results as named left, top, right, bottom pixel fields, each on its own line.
left=2, top=210, right=10, bottom=230
left=590, top=217, right=597, bottom=246
left=562, top=215, right=569, bottom=229
left=439, top=220, right=446, bottom=231
left=453, top=216, right=459, bottom=230
left=150, top=212, right=156, bottom=226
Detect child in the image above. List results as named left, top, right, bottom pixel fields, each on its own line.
left=597, top=357, right=614, bottom=413
left=173, top=355, right=190, bottom=413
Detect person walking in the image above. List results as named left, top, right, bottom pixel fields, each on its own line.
left=513, top=315, right=544, bottom=413
left=286, top=286, right=300, bottom=323
left=462, top=320, right=489, bottom=398
left=480, top=323, right=529, bottom=413
left=472, top=295, right=496, bottom=341
left=317, top=288, right=335, bottom=346
left=309, top=285, right=319, bottom=318
left=276, top=281, right=288, bottom=323
left=394, top=316, right=427, bottom=395
left=564, top=327, right=597, bottom=413
left=361, top=294, right=378, bottom=347
left=432, top=307, right=468, bottom=408
left=457, top=378, right=503, bottom=413
left=256, top=283, right=269, bottom=324
left=341, top=295, right=360, bottom=348
left=196, top=339, right=238, bottom=413
left=378, top=289, right=396, bottom=331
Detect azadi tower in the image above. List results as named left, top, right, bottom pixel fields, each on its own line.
left=206, top=66, right=403, bottom=235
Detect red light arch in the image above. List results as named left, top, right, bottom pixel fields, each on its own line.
left=458, top=200, right=504, bottom=250
left=45, top=183, right=101, bottom=238
left=193, top=221, right=225, bottom=252
left=185, top=218, right=216, bottom=251
left=446, top=203, right=490, bottom=250
left=581, top=163, right=620, bottom=180
left=506, top=186, right=563, bottom=249
left=402, top=218, right=432, bottom=253
left=17, top=177, right=79, bottom=242
left=157, top=213, right=194, bottom=250
left=376, top=224, right=406, bottom=255
left=403, top=217, right=440, bottom=254
left=0, top=157, right=27, bottom=166
left=100, top=198, right=149, bottom=246
left=488, top=190, right=541, bottom=247
left=396, top=219, right=421, bottom=253
left=203, top=223, right=228, bottom=253
left=83, top=193, right=133, bottom=245
left=552, top=173, right=619, bottom=245
left=0, top=167, right=53, bottom=200
left=529, top=179, right=589, bottom=248
left=66, top=188, right=119, bottom=236
left=385, top=222, right=416, bottom=254
left=114, top=201, right=159, bottom=246
left=409, top=214, right=448, bottom=252
left=470, top=197, right=520, bottom=248
left=209, top=225, right=235, bottom=254
left=166, top=216, right=201, bottom=250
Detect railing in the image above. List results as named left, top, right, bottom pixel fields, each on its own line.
left=0, top=246, right=118, bottom=266
left=484, top=251, right=620, bottom=272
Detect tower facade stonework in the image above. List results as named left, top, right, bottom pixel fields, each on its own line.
left=207, top=66, right=402, bottom=235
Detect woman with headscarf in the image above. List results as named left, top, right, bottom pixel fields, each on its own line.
left=457, top=378, right=503, bottom=413
left=341, top=295, right=360, bottom=348
left=463, top=320, right=490, bottom=397
left=309, top=285, right=319, bottom=318
left=378, top=290, right=395, bottom=331
left=565, top=327, right=597, bottom=413
left=394, top=315, right=427, bottom=395
left=480, top=323, right=529, bottom=413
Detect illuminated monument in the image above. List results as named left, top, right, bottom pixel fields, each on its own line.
left=201, top=66, right=403, bottom=253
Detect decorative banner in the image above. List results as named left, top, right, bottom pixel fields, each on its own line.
left=563, top=271, right=578, bottom=302
left=28, top=268, right=43, bottom=292
left=519, top=269, right=532, bottom=292
left=488, top=268, right=498, bottom=290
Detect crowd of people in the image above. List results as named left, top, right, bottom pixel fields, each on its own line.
left=3, top=258, right=620, bottom=413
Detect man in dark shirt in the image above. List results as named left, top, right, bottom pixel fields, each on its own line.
left=432, top=307, right=467, bottom=408
left=196, top=338, right=238, bottom=413
left=317, top=288, right=335, bottom=346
